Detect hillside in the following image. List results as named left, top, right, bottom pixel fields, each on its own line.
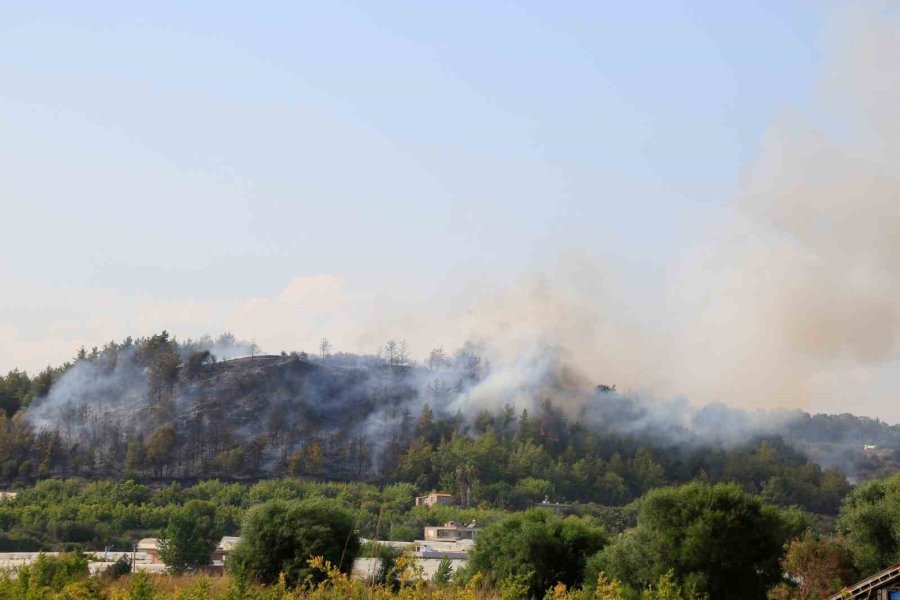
left=2, top=331, right=898, bottom=513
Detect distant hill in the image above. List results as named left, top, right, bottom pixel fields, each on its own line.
left=2, top=331, right=896, bottom=513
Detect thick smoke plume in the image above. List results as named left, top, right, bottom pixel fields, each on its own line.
left=17, top=6, right=900, bottom=477
left=26, top=334, right=255, bottom=437
left=23, top=326, right=892, bottom=482
left=9, top=6, right=900, bottom=423
left=665, top=6, right=900, bottom=416
left=386, top=5, right=900, bottom=420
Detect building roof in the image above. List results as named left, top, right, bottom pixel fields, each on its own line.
left=137, top=538, right=159, bottom=551
left=359, top=539, right=413, bottom=550
left=826, top=563, right=900, bottom=600
left=414, top=539, right=474, bottom=551
left=217, top=536, right=241, bottom=551
left=426, top=521, right=477, bottom=529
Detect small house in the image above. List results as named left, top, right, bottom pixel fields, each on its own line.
left=137, top=538, right=160, bottom=564
left=413, top=538, right=473, bottom=559
left=211, top=536, right=241, bottom=567
left=423, top=521, right=478, bottom=542
left=415, top=492, right=455, bottom=508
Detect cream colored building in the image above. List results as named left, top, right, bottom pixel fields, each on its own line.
left=414, top=492, right=455, bottom=508
left=423, top=521, right=478, bottom=542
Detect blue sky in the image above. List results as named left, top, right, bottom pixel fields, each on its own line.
left=1, top=1, right=824, bottom=296
left=11, top=1, right=900, bottom=419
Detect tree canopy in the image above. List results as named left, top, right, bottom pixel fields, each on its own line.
left=591, top=482, right=805, bottom=599
left=467, top=508, right=608, bottom=597
left=227, top=498, right=359, bottom=588
left=838, top=472, right=900, bottom=575
left=158, top=499, right=220, bottom=574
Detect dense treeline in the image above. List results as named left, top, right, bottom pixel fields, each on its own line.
left=0, top=478, right=525, bottom=552
left=0, top=333, right=857, bottom=517
left=7, top=474, right=900, bottom=599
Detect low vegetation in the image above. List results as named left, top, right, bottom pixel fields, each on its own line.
left=5, top=474, right=900, bottom=598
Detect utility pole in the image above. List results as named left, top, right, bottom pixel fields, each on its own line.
left=339, top=526, right=360, bottom=572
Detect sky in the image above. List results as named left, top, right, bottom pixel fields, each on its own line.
left=5, top=1, right=900, bottom=421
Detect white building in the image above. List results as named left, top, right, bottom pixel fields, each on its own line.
left=415, top=493, right=455, bottom=508
left=422, top=521, right=478, bottom=542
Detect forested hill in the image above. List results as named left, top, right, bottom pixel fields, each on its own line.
left=1, top=331, right=899, bottom=512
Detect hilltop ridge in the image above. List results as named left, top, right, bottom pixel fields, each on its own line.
left=1, top=331, right=898, bottom=512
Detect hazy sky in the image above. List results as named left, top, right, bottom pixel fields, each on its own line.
left=7, top=1, right=900, bottom=421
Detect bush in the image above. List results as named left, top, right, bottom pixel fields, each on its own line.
left=467, top=508, right=608, bottom=597
left=18, top=551, right=90, bottom=592
left=106, top=554, right=132, bottom=580
left=158, top=499, right=220, bottom=573
left=433, top=557, right=454, bottom=584
left=227, top=497, right=360, bottom=588
left=592, top=482, right=805, bottom=599
left=837, top=472, right=900, bottom=574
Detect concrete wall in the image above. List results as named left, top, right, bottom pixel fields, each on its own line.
left=352, top=557, right=467, bottom=582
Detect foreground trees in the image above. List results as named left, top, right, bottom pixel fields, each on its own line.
left=5, top=476, right=900, bottom=598
left=467, top=509, right=608, bottom=597
left=838, top=472, right=900, bottom=575
left=590, top=482, right=804, bottom=600
left=227, top=498, right=359, bottom=588
left=158, top=500, right=220, bottom=574
left=768, top=532, right=855, bottom=600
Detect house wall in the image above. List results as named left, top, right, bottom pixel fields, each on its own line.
left=352, top=557, right=467, bottom=582
left=423, top=527, right=477, bottom=541
left=415, top=494, right=454, bottom=508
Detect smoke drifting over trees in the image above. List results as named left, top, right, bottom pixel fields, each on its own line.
left=1, top=328, right=899, bottom=515
left=200, top=8, right=900, bottom=424
left=657, top=7, right=900, bottom=418
left=2, top=7, right=900, bottom=430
